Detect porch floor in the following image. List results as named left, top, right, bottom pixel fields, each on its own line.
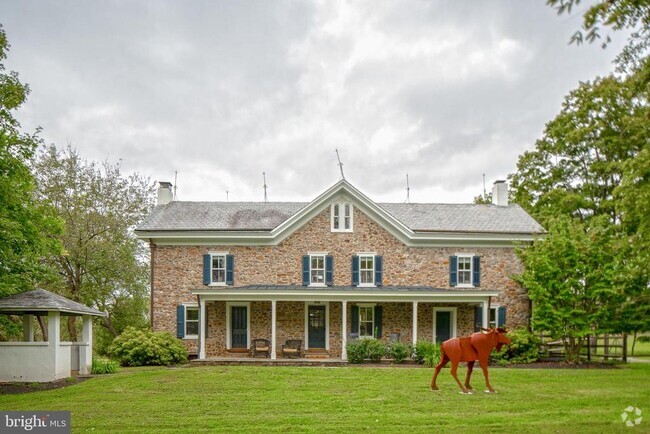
left=191, top=357, right=348, bottom=367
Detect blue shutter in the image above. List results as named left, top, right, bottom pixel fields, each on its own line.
left=226, top=255, right=234, bottom=285
left=449, top=256, right=458, bottom=287
left=176, top=305, right=185, bottom=338
left=302, top=255, right=310, bottom=286
left=374, top=256, right=383, bottom=287
left=498, top=306, right=506, bottom=328
left=325, top=255, right=334, bottom=286
left=472, top=256, right=481, bottom=287
left=473, top=306, right=482, bottom=332
left=351, top=256, right=359, bottom=286
left=203, top=254, right=211, bottom=285
left=374, top=306, right=383, bottom=338
left=351, top=305, right=359, bottom=334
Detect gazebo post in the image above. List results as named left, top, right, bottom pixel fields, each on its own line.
left=80, top=315, right=93, bottom=374
left=48, top=311, right=61, bottom=379
left=22, top=314, right=34, bottom=342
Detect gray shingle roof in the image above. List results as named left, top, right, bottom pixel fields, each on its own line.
left=137, top=201, right=543, bottom=234
left=0, top=289, right=107, bottom=316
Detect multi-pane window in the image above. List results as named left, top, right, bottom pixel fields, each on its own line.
left=212, top=254, right=226, bottom=283
left=359, top=255, right=374, bottom=285
left=185, top=307, right=199, bottom=337
left=310, top=255, right=325, bottom=285
left=457, top=256, right=472, bottom=285
left=359, top=306, right=374, bottom=338
left=344, top=203, right=352, bottom=230
left=332, top=204, right=340, bottom=230
left=489, top=307, right=497, bottom=328
left=332, top=202, right=353, bottom=232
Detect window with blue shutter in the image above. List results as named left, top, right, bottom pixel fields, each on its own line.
left=374, top=256, right=383, bottom=287
left=226, top=255, right=234, bottom=285
left=374, top=306, right=383, bottom=338
left=302, top=256, right=310, bottom=286
left=325, top=255, right=334, bottom=286
left=472, top=256, right=481, bottom=287
left=176, top=304, right=185, bottom=338
left=473, top=306, right=483, bottom=332
left=202, top=254, right=211, bottom=285
left=498, top=306, right=506, bottom=327
left=449, top=256, right=458, bottom=287
left=351, top=256, right=359, bottom=286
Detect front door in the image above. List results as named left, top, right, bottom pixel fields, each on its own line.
left=435, top=311, right=452, bottom=343
left=308, top=305, right=326, bottom=348
left=231, top=306, right=248, bottom=348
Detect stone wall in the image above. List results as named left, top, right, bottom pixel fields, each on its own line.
left=151, top=205, right=529, bottom=357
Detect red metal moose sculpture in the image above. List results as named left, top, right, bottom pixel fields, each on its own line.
left=430, top=328, right=511, bottom=394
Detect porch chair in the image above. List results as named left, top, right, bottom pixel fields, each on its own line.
left=251, top=338, right=271, bottom=358
left=281, top=339, right=303, bottom=358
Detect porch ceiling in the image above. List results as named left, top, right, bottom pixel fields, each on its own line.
left=191, top=285, right=498, bottom=303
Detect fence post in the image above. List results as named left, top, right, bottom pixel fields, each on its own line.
left=587, top=334, right=591, bottom=362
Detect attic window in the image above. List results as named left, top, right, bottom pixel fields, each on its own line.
left=331, top=202, right=353, bottom=232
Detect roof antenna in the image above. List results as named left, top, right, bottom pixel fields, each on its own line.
left=226, top=189, right=229, bottom=202
left=405, top=174, right=411, bottom=204
left=482, top=173, right=486, bottom=197
left=263, top=172, right=268, bottom=202
left=173, top=170, right=179, bottom=201
left=336, top=148, right=345, bottom=180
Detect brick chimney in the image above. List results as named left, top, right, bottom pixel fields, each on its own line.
left=157, top=181, right=173, bottom=206
left=492, top=180, right=508, bottom=207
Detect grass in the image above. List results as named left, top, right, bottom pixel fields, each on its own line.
left=1, top=364, right=649, bottom=433
left=629, top=334, right=650, bottom=357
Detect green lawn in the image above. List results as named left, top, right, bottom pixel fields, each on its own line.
left=1, top=364, right=649, bottom=433
left=629, top=334, right=650, bottom=357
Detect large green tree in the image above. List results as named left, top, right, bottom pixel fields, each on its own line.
left=33, top=145, right=155, bottom=347
left=0, top=25, right=62, bottom=339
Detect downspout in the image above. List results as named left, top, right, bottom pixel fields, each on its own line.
left=150, top=240, right=156, bottom=329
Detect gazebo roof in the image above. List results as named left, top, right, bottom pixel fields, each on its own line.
left=0, top=289, right=107, bottom=317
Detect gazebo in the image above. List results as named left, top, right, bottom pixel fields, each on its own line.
left=0, top=289, right=106, bottom=382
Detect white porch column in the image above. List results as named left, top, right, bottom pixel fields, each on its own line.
left=341, top=301, right=348, bottom=361
left=271, top=300, right=277, bottom=360
left=412, top=301, right=418, bottom=345
left=199, top=297, right=206, bottom=359
left=23, top=314, right=34, bottom=342
left=48, top=311, right=60, bottom=379
left=482, top=300, right=489, bottom=329
left=79, top=315, right=93, bottom=374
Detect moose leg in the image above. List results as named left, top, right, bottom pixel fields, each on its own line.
left=479, top=356, right=496, bottom=393
left=464, top=361, right=475, bottom=390
left=450, top=361, right=470, bottom=394
left=430, top=353, right=449, bottom=391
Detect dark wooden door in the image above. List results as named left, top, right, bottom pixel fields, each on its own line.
left=308, top=305, right=326, bottom=348
left=231, top=306, right=247, bottom=348
left=436, top=311, right=451, bottom=343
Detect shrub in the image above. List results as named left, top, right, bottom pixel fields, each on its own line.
left=366, top=339, right=387, bottom=362
left=491, top=328, right=542, bottom=365
left=389, top=342, right=410, bottom=364
left=346, top=339, right=367, bottom=364
left=109, top=327, right=188, bottom=367
left=91, top=357, right=119, bottom=374
left=413, top=341, right=441, bottom=367
left=638, top=335, right=650, bottom=343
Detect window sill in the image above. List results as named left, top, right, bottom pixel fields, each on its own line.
left=358, top=284, right=376, bottom=288
left=183, top=335, right=198, bottom=340
left=309, top=283, right=327, bottom=288
left=331, top=229, right=353, bottom=233
left=208, top=282, right=227, bottom=287
left=456, top=284, right=475, bottom=288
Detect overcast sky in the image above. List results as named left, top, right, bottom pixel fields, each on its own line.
left=2, top=1, right=625, bottom=203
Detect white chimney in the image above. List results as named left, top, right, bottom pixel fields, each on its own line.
left=157, top=181, right=173, bottom=205
left=492, top=180, right=508, bottom=207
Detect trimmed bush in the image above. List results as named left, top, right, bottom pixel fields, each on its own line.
left=366, top=339, right=387, bottom=362
left=109, top=327, right=188, bottom=367
left=346, top=339, right=367, bottom=364
left=413, top=341, right=441, bottom=367
left=389, top=342, right=410, bottom=364
left=491, top=328, right=542, bottom=365
left=91, top=357, right=119, bottom=374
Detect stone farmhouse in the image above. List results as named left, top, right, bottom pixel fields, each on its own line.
left=135, top=179, right=544, bottom=360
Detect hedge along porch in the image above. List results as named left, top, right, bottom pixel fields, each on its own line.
left=188, top=286, right=500, bottom=360
left=0, top=289, right=106, bottom=382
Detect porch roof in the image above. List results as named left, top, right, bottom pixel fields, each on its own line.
left=191, top=285, right=498, bottom=303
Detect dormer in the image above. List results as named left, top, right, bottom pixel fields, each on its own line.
left=331, top=201, right=353, bottom=232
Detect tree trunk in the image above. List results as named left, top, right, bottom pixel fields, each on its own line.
left=101, top=315, right=118, bottom=338
left=37, top=315, right=48, bottom=341
left=631, top=331, right=637, bottom=356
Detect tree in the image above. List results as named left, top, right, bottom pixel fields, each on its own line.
left=0, top=26, right=62, bottom=339
left=33, top=145, right=155, bottom=346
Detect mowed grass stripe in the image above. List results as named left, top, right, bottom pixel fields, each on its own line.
left=0, top=364, right=648, bottom=433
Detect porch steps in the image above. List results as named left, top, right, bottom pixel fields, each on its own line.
left=305, top=349, right=330, bottom=359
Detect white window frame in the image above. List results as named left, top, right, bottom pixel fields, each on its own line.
left=331, top=202, right=353, bottom=232
left=432, top=307, right=457, bottom=344
left=358, top=253, right=375, bottom=287
left=357, top=303, right=376, bottom=339
left=183, top=303, right=199, bottom=339
left=209, top=252, right=228, bottom=286
left=456, top=253, right=474, bottom=288
left=489, top=306, right=501, bottom=329
left=304, top=302, right=330, bottom=350
left=309, top=253, right=327, bottom=287
left=226, top=302, right=250, bottom=349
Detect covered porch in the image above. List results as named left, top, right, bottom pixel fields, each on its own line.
left=191, top=286, right=498, bottom=361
